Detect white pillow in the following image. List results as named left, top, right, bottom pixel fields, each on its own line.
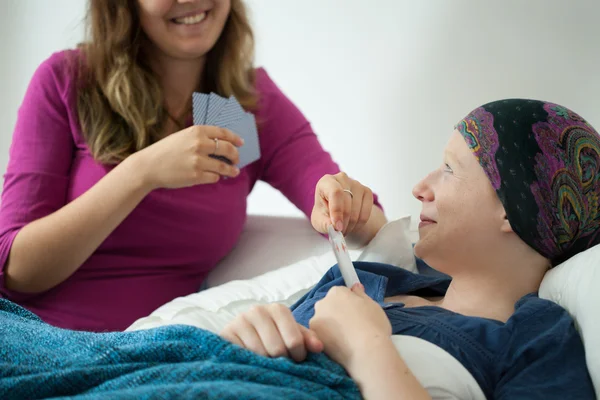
left=539, top=244, right=600, bottom=396
left=128, top=216, right=416, bottom=333
left=357, top=215, right=417, bottom=272
left=206, top=215, right=416, bottom=287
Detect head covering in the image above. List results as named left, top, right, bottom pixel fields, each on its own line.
left=456, top=99, right=600, bottom=265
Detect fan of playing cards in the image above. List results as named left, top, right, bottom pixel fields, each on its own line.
left=192, top=92, right=261, bottom=169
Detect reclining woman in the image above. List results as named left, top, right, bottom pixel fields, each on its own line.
left=1, top=99, right=595, bottom=399
left=221, top=99, right=597, bottom=399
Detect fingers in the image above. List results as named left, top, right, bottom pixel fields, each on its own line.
left=351, top=282, right=367, bottom=296
left=346, top=188, right=362, bottom=234
left=203, top=126, right=245, bottom=147
left=333, top=173, right=353, bottom=232
left=199, top=136, right=240, bottom=165
left=212, top=140, right=241, bottom=166
left=341, top=188, right=352, bottom=233
left=318, top=175, right=346, bottom=231
left=242, top=305, right=291, bottom=359
left=221, top=304, right=321, bottom=362
left=333, top=173, right=373, bottom=234
left=196, top=171, right=221, bottom=184
left=220, top=329, right=244, bottom=348
left=312, top=173, right=375, bottom=235
left=223, top=317, right=269, bottom=357
left=354, top=187, right=373, bottom=234
left=299, top=324, right=324, bottom=354
left=269, top=304, right=309, bottom=362
left=201, top=155, right=240, bottom=178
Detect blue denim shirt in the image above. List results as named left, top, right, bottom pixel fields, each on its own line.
left=291, top=262, right=595, bottom=399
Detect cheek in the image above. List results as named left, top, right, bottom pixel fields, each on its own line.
left=213, top=0, right=232, bottom=23
left=137, top=0, right=173, bottom=17
left=437, top=184, right=472, bottom=224
left=137, top=0, right=173, bottom=38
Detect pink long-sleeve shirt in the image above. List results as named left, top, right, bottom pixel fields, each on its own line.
left=0, top=50, right=380, bottom=332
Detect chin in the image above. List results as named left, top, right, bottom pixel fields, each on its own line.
left=413, top=239, right=425, bottom=259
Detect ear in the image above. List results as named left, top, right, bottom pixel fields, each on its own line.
left=500, top=212, right=513, bottom=234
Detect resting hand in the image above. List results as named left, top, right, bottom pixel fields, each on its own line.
left=311, top=173, right=375, bottom=236
left=309, top=283, right=392, bottom=370
left=220, top=304, right=324, bottom=362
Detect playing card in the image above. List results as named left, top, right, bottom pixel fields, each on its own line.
left=222, top=113, right=261, bottom=168
left=213, top=95, right=246, bottom=128
left=327, top=225, right=360, bottom=288
left=192, top=92, right=209, bottom=125
left=191, top=91, right=261, bottom=169
left=205, top=93, right=229, bottom=125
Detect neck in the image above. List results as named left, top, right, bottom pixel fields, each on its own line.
left=439, top=252, right=547, bottom=323
left=149, top=50, right=206, bottom=117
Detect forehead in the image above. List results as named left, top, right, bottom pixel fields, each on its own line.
left=445, top=131, right=475, bottom=164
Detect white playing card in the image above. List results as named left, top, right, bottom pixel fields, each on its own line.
left=192, top=92, right=209, bottom=125
left=213, top=96, right=245, bottom=128
left=205, top=93, right=229, bottom=125
left=223, top=112, right=260, bottom=168
left=327, top=225, right=360, bottom=288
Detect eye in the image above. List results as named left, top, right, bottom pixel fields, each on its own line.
left=443, top=163, right=453, bottom=173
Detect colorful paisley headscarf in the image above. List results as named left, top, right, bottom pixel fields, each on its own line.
left=456, top=99, right=600, bottom=266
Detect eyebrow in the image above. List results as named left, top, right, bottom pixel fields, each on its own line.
left=445, top=150, right=464, bottom=168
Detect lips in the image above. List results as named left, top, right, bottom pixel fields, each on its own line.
left=171, top=9, right=209, bottom=25
left=420, top=214, right=436, bottom=223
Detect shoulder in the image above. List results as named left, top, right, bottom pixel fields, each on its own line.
left=511, top=293, right=571, bottom=326
left=252, top=67, right=301, bottom=117
left=253, top=67, right=280, bottom=96
left=251, top=67, right=310, bottom=132
left=506, top=294, right=579, bottom=343
left=503, top=293, right=584, bottom=364
left=27, top=49, right=81, bottom=102
left=494, top=294, right=593, bottom=398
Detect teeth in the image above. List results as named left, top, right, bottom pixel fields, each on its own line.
left=174, top=12, right=206, bottom=25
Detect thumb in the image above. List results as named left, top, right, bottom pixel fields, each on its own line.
left=316, top=178, right=345, bottom=232
left=351, top=282, right=369, bottom=298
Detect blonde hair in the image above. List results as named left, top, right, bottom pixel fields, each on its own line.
left=76, top=0, right=257, bottom=164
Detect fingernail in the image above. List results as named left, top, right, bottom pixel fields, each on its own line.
left=335, top=221, right=344, bottom=231
left=239, top=138, right=245, bottom=145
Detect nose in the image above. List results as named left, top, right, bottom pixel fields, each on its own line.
left=412, top=173, right=435, bottom=202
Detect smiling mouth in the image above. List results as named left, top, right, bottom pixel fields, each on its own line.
left=172, top=11, right=208, bottom=25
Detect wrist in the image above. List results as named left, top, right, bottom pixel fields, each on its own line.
left=120, top=152, right=156, bottom=194
left=346, top=334, right=395, bottom=376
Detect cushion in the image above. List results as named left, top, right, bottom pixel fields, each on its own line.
left=539, top=244, right=600, bottom=395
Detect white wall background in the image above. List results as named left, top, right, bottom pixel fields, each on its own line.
left=1, top=0, right=599, bottom=228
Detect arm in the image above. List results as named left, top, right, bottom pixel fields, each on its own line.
left=494, top=305, right=595, bottom=399
left=254, top=69, right=385, bottom=245
left=309, top=284, right=430, bottom=400
left=347, top=337, right=430, bottom=400
left=0, top=55, right=154, bottom=294
left=2, top=54, right=243, bottom=294
left=5, top=157, right=151, bottom=293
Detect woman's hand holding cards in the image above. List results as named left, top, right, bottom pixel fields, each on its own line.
left=133, top=125, right=244, bottom=190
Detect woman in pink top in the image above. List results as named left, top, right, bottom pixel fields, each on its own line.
left=0, top=0, right=386, bottom=332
